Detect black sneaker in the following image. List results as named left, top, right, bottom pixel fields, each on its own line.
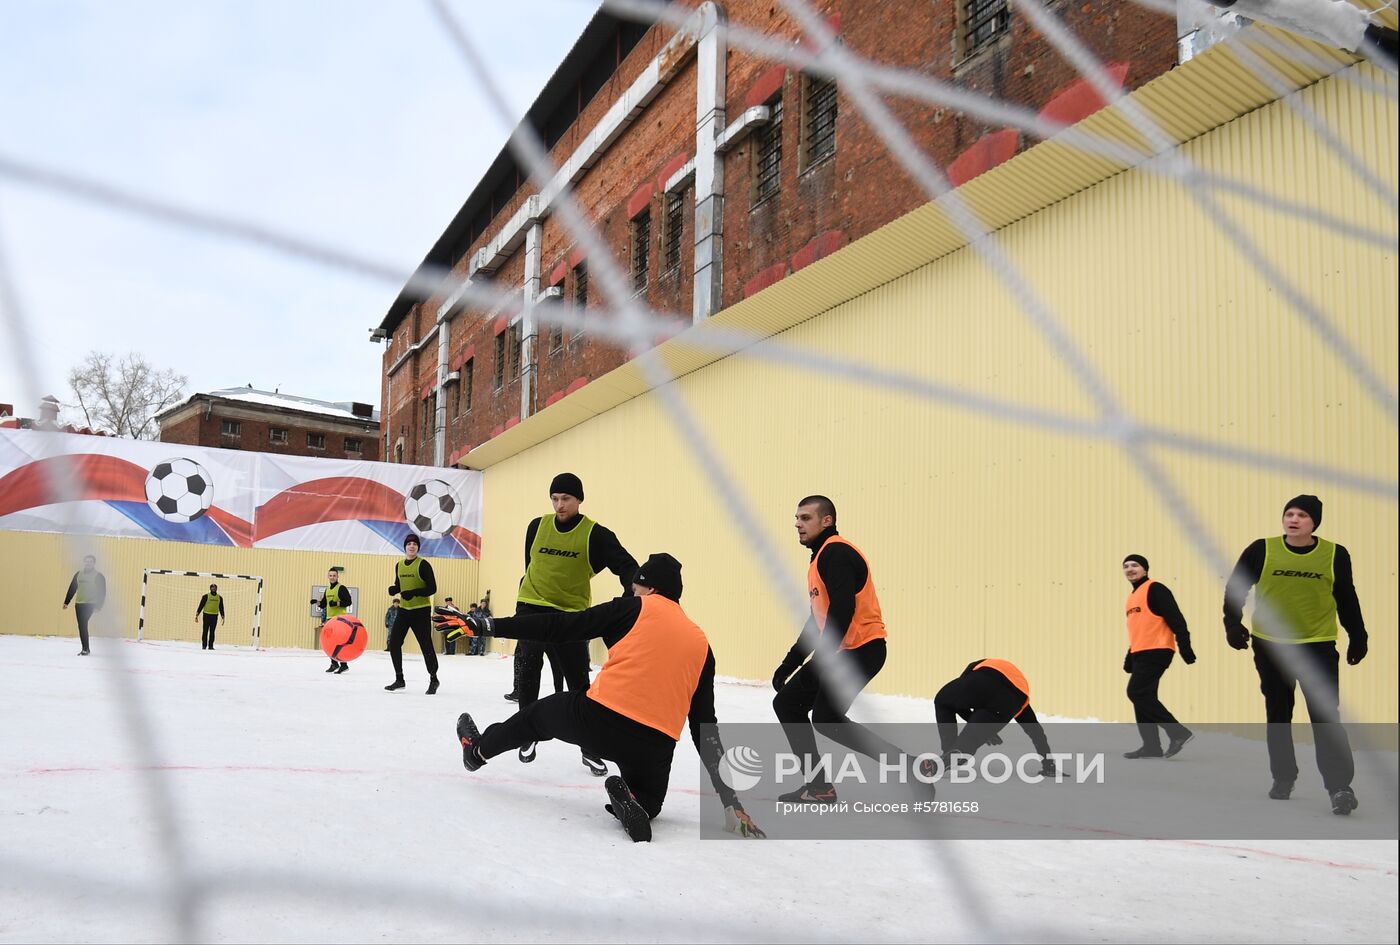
left=519, top=742, right=537, bottom=763
left=1123, top=747, right=1164, bottom=759
left=385, top=678, right=406, bottom=692
left=456, top=714, right=485, bottom=771
left=605, top=776, right=652, bottom=842
left=1330, top=788, right=1358, bottom=816
left=777, top=782, right=838, bottom=805
left=426, top=676, right=440, bottom=695
left=78, top=649, right=90, bottom=656
left=581, top=752, right=608, bottom=777
left=1164, top=732, right=1194, bottom=758
left=503, top=692, right=519, bottom=703
left=335, top=662, right=349, bottom=674
left=326, top=660, right=338, bottom=673
left=1269, top=779, right=1295, bottom=800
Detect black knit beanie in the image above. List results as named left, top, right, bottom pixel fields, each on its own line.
left=1283, top=494, right=1323, bottom=529
left=632, top=553, right=683, bottom=602
left=550, top=472, right=584, bottom=501
left=1122, top=554, right=1149, bottom=572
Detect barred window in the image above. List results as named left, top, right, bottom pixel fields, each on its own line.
left=751, top=96, right=783, bottom=206
left=221, top=420, right=241, bottom=437
left=307, top=432, right=326, bottom=450
left=801, top=75, right=837, bottom=171
left=961, top=0, right=1009, bottom=57
left=630, top=209, right=651, bottom=292
left=461, top=358, right=474, bottom=413
left=662, top=190, right=685, bottom=273
left=508, top=321, right=523, bottom=381
left=572, top=261, right=588, bottom=339
left=493, top=332, right=505, bottom=390
left=345, top=438, right=363, bottom=454
left=270, top=428, right=288, bottom=444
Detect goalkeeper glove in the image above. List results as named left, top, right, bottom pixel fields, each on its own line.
left=724, top=805, right=766, bottom=839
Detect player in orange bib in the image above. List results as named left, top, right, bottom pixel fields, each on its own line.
left=932, top=659, right=1056, bottom=774
left=445, top=553, right=763, bottom=843
left=771, top=495, right=908, bottom=805
left=1120, top=554, right=1195, bottom=759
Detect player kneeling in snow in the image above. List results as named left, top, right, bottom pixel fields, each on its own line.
left=440, top=553, right=764, bottom=842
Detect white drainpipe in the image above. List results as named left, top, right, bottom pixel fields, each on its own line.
left=692, top=2, right=726, bottom=322
left=521, top=222, right=542, bottom=420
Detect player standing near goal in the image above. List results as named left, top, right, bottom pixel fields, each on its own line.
left=771, top=495, right=907, bottom=804
left=61, top=554, right=106, bottom=656
left=511, top=472, right=637, bottom=776
left=447, top=553, right=765, bottom=842
left=194, top=583, right=225, bottom=650
left=1120, top=554, right=1196, bottom=759
left=1223, top=495, right=1368, bottom=815
left=386, top=534, right=440, bottom=694
left=313, top=568, right=354, bottom=674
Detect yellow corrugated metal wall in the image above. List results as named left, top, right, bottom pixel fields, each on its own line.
left=0, top=531, right=479, bottom=655
left=471, top=65, right=1396, bottom=722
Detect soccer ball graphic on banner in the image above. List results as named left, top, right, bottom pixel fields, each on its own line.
left=404, top=479, right=459, bottom=539
left=144, top=458, right=214, bottom=523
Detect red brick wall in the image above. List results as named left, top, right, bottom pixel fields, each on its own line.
left=383, top=0, right=1177, bottom=465
left=159, top=406, right=380, bottom=461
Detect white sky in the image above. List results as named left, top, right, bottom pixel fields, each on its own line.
left=0, top=1, right=599, bottom=413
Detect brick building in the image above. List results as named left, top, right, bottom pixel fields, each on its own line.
left=374, top=0, right=1178, bottom=467
left=156, top=386, right=381, bottom=460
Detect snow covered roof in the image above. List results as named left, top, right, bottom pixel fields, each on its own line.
left=162, top=387, right=379, bottom=423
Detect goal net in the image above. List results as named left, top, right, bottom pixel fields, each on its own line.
left=136, top=569, right=264, bottom=649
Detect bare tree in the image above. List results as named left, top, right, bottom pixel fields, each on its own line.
left=67, top=351, right=188, bottom=440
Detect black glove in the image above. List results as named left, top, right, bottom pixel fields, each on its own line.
left=465, top=611, right=494, bottom=637
left=1347, top=631, right=1368, bottom=666
left=1179, top=643, right=1197, bottom=665
left=1040, top=756, right=1057, bottom=778
left=401, top=590, right=418, bottom=601
left=387, top=584, right=400, bottom=596
left=985, top=733, right=1003, bottom=747
left=309, top=598, right=317, bottom=605
left=772, top=657, right=801, bottom=692
left=1123, top=650, right=1133, bottom=674
left=1225, top=624, right=1251, bottom=650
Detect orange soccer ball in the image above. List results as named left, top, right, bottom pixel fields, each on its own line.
left=320, top=615, right=368, bottom=662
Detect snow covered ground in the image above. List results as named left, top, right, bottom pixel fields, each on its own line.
left=1, top=635, right=1395, bottom=944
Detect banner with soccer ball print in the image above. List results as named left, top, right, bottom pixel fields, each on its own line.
left=0, top=428, right=482, bottom=558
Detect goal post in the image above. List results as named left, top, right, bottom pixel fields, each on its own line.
left=138, top=569, right=265, bottom=649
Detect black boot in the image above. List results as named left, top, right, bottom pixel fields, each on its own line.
left=1164, top=731, right=1194, bottom=758
left=456, top=714, right=486, bottom=771
left=605, top=776, right=652, bottom=842
left=426, top=676, right=439, bottom=695
left=385, top=678, right=406, bottom=692
left=335, top=662, right=349, bottom=674
left=1269, top=779, right=1295, bottom=799
left=326, top=660, right=338, bottom=673
left=1123, top=746, right=1164, bottom=759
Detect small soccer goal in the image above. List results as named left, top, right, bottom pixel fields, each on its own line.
left=137, top=569, right=264, bottom=649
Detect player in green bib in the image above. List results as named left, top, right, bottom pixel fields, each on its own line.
left=62, top=554, right=106, bottom=656
left=386, top=534, right=440, bottom=694
left=1224, top=495, right=1369, bottom=815
left=313, top=568, right=354, bottom=674
left=511, top=472, right=637, bottom=775
left=195, top=583, right=226, bottom=650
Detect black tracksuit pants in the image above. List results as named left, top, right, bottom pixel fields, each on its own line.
left=1253, top=638, right=1354, bottom=792
left=514, top=602, right=590, bottom=706
left=935, top=670, right=1025, bottom=754
left=389, top=607, right=439, bottom=678
left=1126, top=648, right=1190, bottom=752
left=74, top=604, right=94, bottom=650
left=201, top=614, right=218, bottom=648
left=772, top=639, right=905, bottom=784
left=479, top=690, right=677, bottom=817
